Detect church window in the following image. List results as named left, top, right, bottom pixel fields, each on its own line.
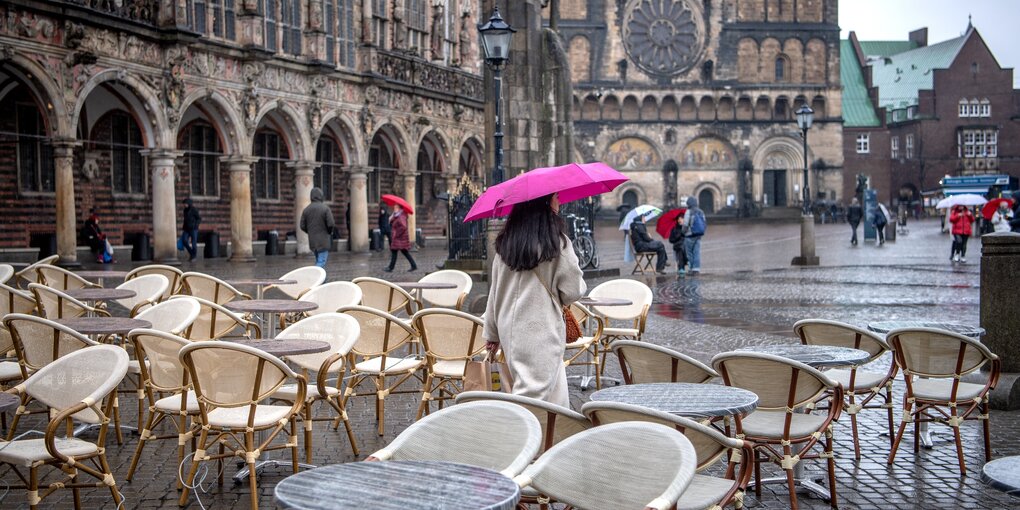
left=187, top=123, right=221, bottom=197
left=254, top=131, right=284, bottom=200
left=15, top=103, right=54, bottom=193
left=109, top=112, right=146, bottom=195
left=775, top=55, right=789, bottom=82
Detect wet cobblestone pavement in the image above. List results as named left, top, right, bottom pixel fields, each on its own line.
left=4, top=218, right=1016, bottom=509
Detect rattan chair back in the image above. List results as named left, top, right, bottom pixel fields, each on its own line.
left=712, top=352, right=836, bottom=410
left=412, top=308, right=485, bottom=364
left=134, top=297, right=201, bottom=337
left=126, top=264, right=184, bottom=300
left=128, top=328, right=190, bottom=394
left=21, top=344, right=128, bottom=424
left=271, top=266, right=326, bottom=299
left=276, top=313, right=360, bottom=373
left=3, top=313, right=98, bottom=375
left=115, top=274, right=169, bottom=316
left=179, top=341, right=296, bottom=411
left=888, top=327, right=997, bottom=379
left=352, top=277, right=414, bottom=314
left=36, top=265, right=97, bottom=291
left=301, top=281, right=363, bottom=315
left=610, top=340, right=717, bottom=384
left=170, top=295, right=259, bottom=340
left=29, top=283, right=102, bottom=319
left=456, top=391, right=591, bottom=452
left=795, top=319, right=890, bottom=362
left=588, top=280, right=652, bottom=321
left=338, top=305, right=416, bottom=361
left=180, top=272, right=249, bottom=304
left=417, top=270, right=472, bottom=309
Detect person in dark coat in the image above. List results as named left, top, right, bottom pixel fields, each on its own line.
left=668, top=214, right=687, bottom=275
left=384, top=204, right=417, bottom=272
left=378, top=203, right=392, bottom=250
left=82, top=211, right=105, bottom=263
left=630, top=217, right=668, bottom=273
left=181, top=197, right=202, bottom=261
left=873, top=204, right=888, bottom=245
left=300, top=187, right=335, bottom=268
left=846, top=197, right=863, bottom=246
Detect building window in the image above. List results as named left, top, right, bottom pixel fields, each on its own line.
left=15, top=103, right=54, bottom=193
left=262, top=0, right=278, bottom=52
left=905, top=134, right=914, bottom=159
left=253, top=131, right=284, bottom=199
left=856, top=133, right=870, bottom=154
left=980, top=99, right=991, bottom=117
left=958, top=99, right=968, bottom=118
left=324, top=0, right=336, bottom=63
left=194, top=0, right=207, bottom=33
left=960, top=129, right=998, bottom=159
left=186, top=123, right=221, bottom=197
left=890, top=136, right=899, bottom=159
left=775, top=55, right=788, bottom=82
left=280, top=0, right=302, bottom=55
left=372, top=0, right=388, bottom=48
left=315, top=137, right=343, bottom=201
left=209, top=0, right=237, bottom=39
left=110, top=112, right=146, bottom=194
left=407, top=0, right=427, bottom=54
left=337, top=0, right=356, bottom=66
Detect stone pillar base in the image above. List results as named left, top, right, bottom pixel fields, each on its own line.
left=55, top=259, right=82, bottom=269
left=791, top=213, right=820, bottom=266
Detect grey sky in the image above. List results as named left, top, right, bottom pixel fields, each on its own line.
left=839, top=0, right=1020, bottom=86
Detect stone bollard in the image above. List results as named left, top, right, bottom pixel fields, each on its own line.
left=978, top=232, right=1020, bottom=409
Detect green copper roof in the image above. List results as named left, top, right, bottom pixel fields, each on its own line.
left=867, top=32, right=969, bottom=109
left=858, top=40, right=918, bottom=58
left=840, top=40, right=881, bottom=127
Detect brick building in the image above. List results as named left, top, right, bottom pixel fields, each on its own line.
left=554, top=0, right=845, bottom=216
left=0, top=0, right=487, bottom=263
left=840, top=24, right=1020, bottom=204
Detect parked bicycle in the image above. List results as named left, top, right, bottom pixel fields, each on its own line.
left=564, top=213, right=598, bottom=269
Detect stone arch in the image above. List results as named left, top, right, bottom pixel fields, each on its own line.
left=622, top=95, right=640, bottom=121
left=416, top=128, right=451, bottom=175
left=774, top=95, right=791, bottom=120
left=253, top=100, right=311, bottom=161
left=572, top=96, right=581, bottom=121
left=697, top=96, right=716, bottom=121
left=759, top=37, right=781, bottom=83
left=679, top=96, right=697, bottom=121
left=0, top=56, right=70, bottom=137
left=660, top=95, right=679, bottom=121
left=754, top=96, right=772, bottom=120
left=752, top=136, right=812, bottom=206
left=616, top=183, right=646, bottom=209
left=811, top=95, right=826, bottom=118
left=736, top=96, right=753, bottom=121
left=177, top=88, right=245, bottom=155
left=319, top=111, right=365, bottom=167
left=737, top=37, right=759, bottom=83
left=805, top=38, right=826, bottom=83
left=568, top=35, right=591, bottom=82
left=782, top=38, right=804, bottom=83
left=718, top=96, right=735, bottom=120
left=581, top=94, right=600, bottom=120
left=640, top=96, right=659, bottom=120
left=693, top=183, right=722, bottom=214
left=73, top=69, right=169, bottom=148
left=458, top=136, right=483, bottom=180
left=602, top=95, right=621, bottom=120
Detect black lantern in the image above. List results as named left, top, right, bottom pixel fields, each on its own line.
left=795, top=104, right=814, bottom=213
left=478, top=6, right=515, bottom=185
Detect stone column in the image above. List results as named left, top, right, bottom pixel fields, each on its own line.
left=142, top=149, right=184, bottom=264
left=289, top=160, right=316, bottom=255
left=223, top=155, right=259, bottom=262
left=52, top=139, right=80, bottom=266
left=399, top=170, right=417, bottom=245
left=980, top=232, right=1020, bottom=410
left=348, top=166, right=371, bottom=252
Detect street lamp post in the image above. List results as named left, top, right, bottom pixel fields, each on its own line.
left=478, top=7, right=516, bottom=185
left=792, top=104, right=819, bottom=266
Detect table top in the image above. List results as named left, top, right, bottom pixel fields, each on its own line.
left=981, top=456, right=1020, bottom=496
left=224, top=299, right=318, bottom=314
left=65, top=288, right=136, bottom=301
left=867, top=320, right=986, bottom=337
left=55, top=317, right=151, bottom=335
left=391, top=281, right=459, bottom=290
left=0, top=392, right=19, bottom=413
left=75, top=270, right=129, bottom=279
left=737, top=344, right=870, bottom=368
left=590, top=382, right=759, bottom=419
left=578, top=297, right=633, bottom=307
left=227, top=278, right=298, bottom=287
left=274, top=461, right=521, bottom=510
left=225, top=338, right=331, bottom=357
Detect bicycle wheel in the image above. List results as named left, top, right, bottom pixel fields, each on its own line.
left=573, top=235, right=596, bottom=269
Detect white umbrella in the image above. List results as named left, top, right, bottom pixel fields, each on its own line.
left=619, top=204, right=663, bottom=230
left=936, top=194, right=987, bottom=209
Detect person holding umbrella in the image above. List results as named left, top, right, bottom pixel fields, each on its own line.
left=990, top=200, right=1013, bottom=233
left=655, top=208, right=687, bottom=275
left=382, top=194, right=417, bottom=272
left=949, top=204, right=974, bottom=263
left=630, top=216, right=668, bottom=274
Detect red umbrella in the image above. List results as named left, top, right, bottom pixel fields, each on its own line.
left=381, top=194, right=414, bottom=215
left=655, top=208, right=686, bottom=238
left=981, top=198, right=1013, bottom=220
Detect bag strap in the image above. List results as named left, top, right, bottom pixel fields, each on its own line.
left=532, top=269, right=562, bottom=309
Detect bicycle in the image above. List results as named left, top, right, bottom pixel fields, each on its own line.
left=564, top=213, right=599, bottom=269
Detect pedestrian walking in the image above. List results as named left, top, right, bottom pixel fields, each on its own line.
left=846, top=197, right=863, bottom=245
left=378, top=203, right=391, bottom=250
left=483, top=193, right=585, bottom=407
left=180, top=198, right=201, bottom=261
left=991, top=201, right=1013, bottom=233
left=682, top=196, right=706, bottom=273
left=383, top=204, right=417, bottom=272
left=630, top=217, right=668, bottom=274
left=873, top=203, right=889, bottom=245
left=668, top=215, right=687, bottom=275
left=949, top=204, right=974, bottom=263
left=300, top=187, right=335, bottom=269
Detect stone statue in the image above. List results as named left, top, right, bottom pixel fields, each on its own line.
left=430, top=2, right=445, bottom=61
left=457, top=11, right=471, bottom=67
left=392, top=0, right=407, bottom=49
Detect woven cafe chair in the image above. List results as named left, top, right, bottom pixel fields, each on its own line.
left=0, top=284, right=39, bottom=389
left=411, top=308, right=486, bottom=419
left=270, top=313, right=361, bottom=461
left=514, top=421, right=697, bottom=510
left=583, top=402, right=754, bottom=510
left=588, top=280, right=653, bottom=372
left=265, top=265, right=326, bottom=299
left=35, top=265, right=101, bottom=291
left=178, top=341, right=307, bottom=510
left=795, top=319, right=898, bottom=460
left=338, top=305, right=423, bottom=436
left=12, top=254, right=58, bottom=289
left=28, top=283, right=109, bottom=320
left=125, top=264, right=184, bottom=300
left=113, top=274, right=169, bottom=317
left=124, top=329, right=200, bottom=489
left=414, top=269, right=472, bottom=310
left=611, top=340, right=718, bottom=385
left=169, top=295, right=261, bottom=341
left=712, top=352, right=843, bottom=510
left=0, top=264, right=14, bottom=285
left=886, top=327, right=999, bottom=476
left=456, top=391, right=590, bottom=452
left=0, top=345, right=128, bottom=508
left=367, top=400, right=542, bottom=478
left=300, top=281, right=363, bottom=316
left=180, top=271, right=251, bottom=305
left=352, top=277, right=416, bottom=316
left=629, top=233, right=658, bottom=275
left=564, top=303, right=604, bottom=390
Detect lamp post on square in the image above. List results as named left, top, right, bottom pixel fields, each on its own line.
left=478, top=6, right=515, bottom=185
left=792, top=104, right=819, bottom=266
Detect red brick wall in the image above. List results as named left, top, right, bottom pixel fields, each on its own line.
left=843, top=126, right=891, bottom=202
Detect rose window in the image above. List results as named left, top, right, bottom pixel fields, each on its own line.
left=622, top=0, right=706, bottom=78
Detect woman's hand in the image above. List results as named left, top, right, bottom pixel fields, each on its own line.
left=485, top=341, right=499, bottom=362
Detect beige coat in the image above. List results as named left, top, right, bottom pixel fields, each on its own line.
left=483, top=236, right=586, bottom=407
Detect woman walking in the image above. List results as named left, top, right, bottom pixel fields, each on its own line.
left=383, top=204, right=417, bottom=272
left=949, top=204, right=975, bottom=263
left=483, top=194, right=585, bottom=407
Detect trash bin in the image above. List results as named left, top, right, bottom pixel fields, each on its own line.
left=370, top=228, right=383, bottom=251
left=203, top=232, right=220, bottom=258
left=131, top=233, right=152, bottom=261
left=415, top=228, right=424, bottom=248
left=30, top=233, right=57, bottom=260
left=265, top=230, right=280, bottom=256
left=885, top=223, right=896, bottom=242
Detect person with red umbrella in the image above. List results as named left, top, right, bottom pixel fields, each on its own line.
left=949, top=204, right=975, bottom=263
left=382, top=195, right=417, bottom=272
left=991, top=200, right=1013, bottom=233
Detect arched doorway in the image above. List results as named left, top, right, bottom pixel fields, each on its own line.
left=368, top=127, right=401, bottom=205
left=622, top=189, right=639, bottom=208
left=458, top=137, right=483, bottom=182
left=698, top=189, right=715, bottom=214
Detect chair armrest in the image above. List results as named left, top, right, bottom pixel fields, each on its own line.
left=129, top=299, right=157, bottom=318
left=316, top=353, right=346, bottom=397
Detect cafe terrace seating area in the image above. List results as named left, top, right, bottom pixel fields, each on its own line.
left=0, top=257, right=1005, bottom=509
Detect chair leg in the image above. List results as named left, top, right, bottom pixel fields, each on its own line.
left=885, top=384, right=896, bottom=449
left=136, top=385, right=145, bottom=431
left=246, top=430, right=260, bottom=510
left=888, top=399, right=912, bottom=465
left=826, top=428, right=838, bottom=508
left=111, top=394, right=124, bottom=445
left=753, top=450, right=762, bottom=499
left=951, top=407, right=967, bottom=476
left=328, top=398, right=360, bottom=456
left=593, top=346, right=601, bottom=390
left=29, top=466, right=39, bottom=510
left=179, top=428, right=208, bottom=507
left=416, top=375, right=433, bottom=420
left=71, top=469, right=82, bottom=510
left=126, top=407, right=158, bottom=481
left=982, top=400, right=992, bottom=462
left=291, top=416, right=300, bottom=474
left=97, top=450, right=122, bottom=508
left=849, top=408, right=861, bottom=460
left=913, top=404, right=921, bottom=454
left=304, top=403, right=314, bottom=464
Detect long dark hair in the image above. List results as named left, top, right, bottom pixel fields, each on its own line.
left=495, top=194, right=567, bottom=271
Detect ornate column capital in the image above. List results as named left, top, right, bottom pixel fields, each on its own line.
left=141, top=148, right=185, bottom=164
left=49, top=138, right=81, bottom=156
left=287, top=160, right=317, bottom=175
left=348, top=165, right=372, bottom=177
left=221, top=155, right=259, bottom=171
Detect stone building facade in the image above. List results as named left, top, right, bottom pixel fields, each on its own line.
left=0, top=0, right=487, bottom=263
left=557, top=0, right=844, bottom=216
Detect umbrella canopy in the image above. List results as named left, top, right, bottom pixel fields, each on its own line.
left=655, top=208, right=687, bottom=238
left=981, top=198, right=1014, bottom=220
left=381, top=194, right=414, bottom=215
left=464, top=162, right=628, bottom=222
left=935, top=193, right=987, bottom=209
left=619, top=204, right=662, bottom=230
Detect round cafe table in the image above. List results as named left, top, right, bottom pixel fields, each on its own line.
left=75, top=270, right=129, bottom=287
left=54, top=317, right=151, bottom=336
left=391, top=282, right=458, bottom=291
left=578, top=297, right=632, bottom=307
left=867, top=320, right=985, bottom=338
left=225, top=338, right=330, bottom=358
left=224, top=299, right=317, bottom=338
left=274, top=461, right=521, bottom=510
left=227, top=278, right=298, bottom=300
left=590, top=382, right=758, bottom=419
left=65, top=288, right=136, bottom=302
left=572, top=296, right=633, bottom=389
left=736, top=344, right=870, bottom=368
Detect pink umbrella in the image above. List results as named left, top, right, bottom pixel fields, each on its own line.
left=464, top=162, right=629, bottom=222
